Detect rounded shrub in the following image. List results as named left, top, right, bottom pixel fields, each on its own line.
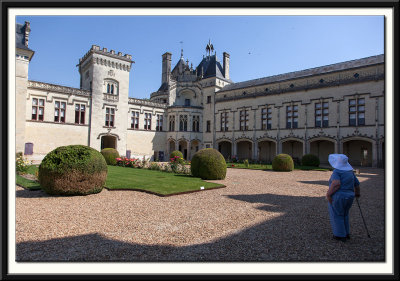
left=272, top=154, right=294, bottom=172
left=190, top=148, right=227, bottom=180
left=101, top=148, right=120, bottom=165
left=38, top=145, right=108, bottom=196
left=301, top=154, right=320, bottom=167
left=170, top=150, right=184, bottom=164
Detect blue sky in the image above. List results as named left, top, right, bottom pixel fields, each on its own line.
left=16, top=15, right=384, bottom=99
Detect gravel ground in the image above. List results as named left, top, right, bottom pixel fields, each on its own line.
left=16, top=168, right=385, bottom=262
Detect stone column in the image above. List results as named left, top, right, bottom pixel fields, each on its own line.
left=372, top=140, right=377, bottom=168
left=277, top=140, right=282, bottom=154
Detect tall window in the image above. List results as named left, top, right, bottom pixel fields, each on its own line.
left=144, top=113, right=152, bottom=130
left=192, top=116, right=200, bottom=132
left=185, top=99, right=191, bottom=106
left=261, top=107, right=272, bottom=130
left=105, top=107, right=115, bottom=127
left=169, top=115, right=175, bottom=131
left=32, top=98, right=45, bottom=121
left=239, top=109, right=249, bottom=131
left=315, top=102, right=329, bottom=127
left=207, top=96, right=212, bottom=104
left=221, top=112, right=229, bottom=131
left=156, top=114, right=163, bottom=131
left=54, top=101, right=66, bottom=123
left=75, top=104, right=85, bottom=124
left=267, top=107, right=272, bottom=129
left=206, top=120, right=211, bottom=132
left=179, top=115, right=188, bottom=131
left=131, top=111, right=139, bottom=129
left=286, top=105, right=298, bottom=129
left=349, top=98, right=365, bottom=126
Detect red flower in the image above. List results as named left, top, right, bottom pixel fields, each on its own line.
left=231, top=164, right=235, bottom=167
left=116, top=158, right=121, bottom=161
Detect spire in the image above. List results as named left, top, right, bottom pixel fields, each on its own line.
left=181, top=48, right=184, bottom=59
left=206, top=39, right=214, bottom=57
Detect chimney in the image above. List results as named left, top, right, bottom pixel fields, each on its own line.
left=24, top=21, right=31, bottom=47
left=223, top=52, right=230, bottom=80
left=162, top=52, right=172, bottom=85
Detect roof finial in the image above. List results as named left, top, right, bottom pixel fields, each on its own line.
left=206, top=39, right=214, bottom=57
left=179, top=41, right=184, bottom=59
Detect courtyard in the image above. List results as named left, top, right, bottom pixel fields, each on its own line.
left=16, top=167, right=385, bottom=262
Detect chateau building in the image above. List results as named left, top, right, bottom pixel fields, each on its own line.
left=16, top=22, right=385, bottom=167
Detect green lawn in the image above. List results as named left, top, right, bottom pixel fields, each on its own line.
left=105, top=165, right=224, bottom=195
left=16, top=174, right=41, bottom=190
left=226, top=162, right=330, bottom=171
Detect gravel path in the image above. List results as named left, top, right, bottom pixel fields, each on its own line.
left=16, top=168, right=385, bottom=261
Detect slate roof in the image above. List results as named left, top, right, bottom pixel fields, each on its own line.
left=219, top=54, right=384, bottom=93
left=157, top=82, right=169, bottom=92
left=196, top=55, right=229, bottom=81
left=16, top=23, right=33, bottom=51
left=171, top=57, right=190, bottom=77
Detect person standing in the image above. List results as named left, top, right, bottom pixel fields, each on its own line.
left=326, top=154, right=361, bottom=242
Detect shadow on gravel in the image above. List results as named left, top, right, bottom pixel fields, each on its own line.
left=16, top=191, right=385, bottom=262
left=297, top=180, right=329, bottom=186
left=16, top=189, right=52, bottom=198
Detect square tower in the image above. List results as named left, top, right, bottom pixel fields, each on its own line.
left=78, top=45, right=134, bottom=155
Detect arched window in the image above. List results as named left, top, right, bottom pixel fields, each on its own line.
left=104, top=79, right=119, bottom=95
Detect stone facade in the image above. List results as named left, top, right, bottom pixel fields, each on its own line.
left=16, top=22, right=385, bottom=167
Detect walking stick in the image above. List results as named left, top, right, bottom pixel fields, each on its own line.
left=355, top=197, right=371, bottom=238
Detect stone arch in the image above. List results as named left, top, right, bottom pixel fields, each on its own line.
left=190, top=139, right=201, bottom=160
left=235, top=139, right=253, bottom=160
left=341, top=136, right=375, bottom=167
left=217, top=139, right=232, bottom=160
left=257, top=138, right=277, bottom=163
left=281, top=137, right=304, bottom=164
left=379, top=137, right=385, bottom=168
left=98, top=133, right=120, bottom=151
left=178, top=138, right=189, bottom=160
left=308, top=137, right=336, bottom=165
left=167, top=138, right=176, bottom=157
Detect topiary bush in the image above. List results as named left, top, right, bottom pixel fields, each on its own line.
left=301, top=154, right=320, bottom=167
left=38, top=145, right=108, bottom=196
left=101, top=148, right=120, bottom=165
left=190, top=148, right=226, bottom=180
left=170, top=150, right=184, bottom=164
left=272, top=154, right=294, bottom=172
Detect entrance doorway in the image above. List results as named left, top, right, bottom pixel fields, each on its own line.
left=101, top=135, right=117, bottom=150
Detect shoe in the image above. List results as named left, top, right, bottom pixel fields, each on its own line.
left=346, top=234, right=351, bottom=240
left=333, top=236, right=347, bottom=242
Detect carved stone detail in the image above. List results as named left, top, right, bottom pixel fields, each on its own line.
left=28, top=81, right=91, bottom=96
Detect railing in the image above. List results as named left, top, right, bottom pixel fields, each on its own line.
left=128, top=97, right=167, bottom=108
left=28, top=81, right=91, bottom=96
left=103, top=93, right=119, bottom=102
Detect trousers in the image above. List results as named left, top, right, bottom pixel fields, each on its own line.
left=328, top=192, right=355, bottom=237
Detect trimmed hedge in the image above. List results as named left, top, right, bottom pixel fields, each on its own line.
left=170, top=150, right=184, bottom=164
left=301, top=154, right=320, bottom=167
left=101, top=148, right=120, bottom=165
left=272, top=154, right=294, bottom=172
left=190, top=148, right=226, bottom=180
left=38, top=145, right=108, bottom=196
